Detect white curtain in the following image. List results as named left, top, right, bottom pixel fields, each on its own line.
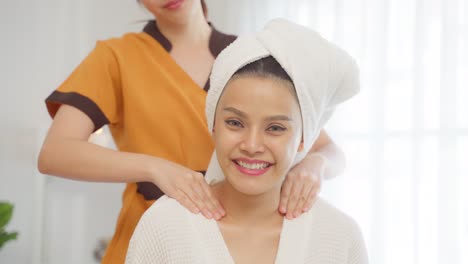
left=210, top=0, right=468, bottom=263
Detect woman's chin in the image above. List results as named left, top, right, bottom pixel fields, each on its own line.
left=221, top=169, right=282, bottom=196
left=228, top=179, right=273, bottom=196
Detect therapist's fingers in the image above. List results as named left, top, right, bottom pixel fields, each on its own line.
left=199, top=180, right=226, bottom=220
left=279, top=178, right=293, bottom=214
left=186, top=172, right=217, bottom=219
left=302, top=183, right=320, bottom=212
left=174, top=189, right=200, bottom=214
left=293, top=181, right=313, bottom=217
left=285, top=182, right=302, bottom=219
left=180, top=179, right=206, bottom=215
left=300, top=170, right=322, bottom=212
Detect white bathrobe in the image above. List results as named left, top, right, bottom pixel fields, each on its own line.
left=126, top=196, right=368, bottom=264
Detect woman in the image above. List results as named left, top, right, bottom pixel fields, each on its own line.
left=126, top=19, right=367, bottom=264
left=37, top=1, right=345, bottom=263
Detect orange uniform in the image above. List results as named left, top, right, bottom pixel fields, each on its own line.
left=45, top=21, right=236, bottom=263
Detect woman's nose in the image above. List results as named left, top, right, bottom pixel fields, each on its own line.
left=239, top=129, right=265, bottom=154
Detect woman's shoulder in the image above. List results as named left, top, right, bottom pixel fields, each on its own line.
left=132, top=196, right=196, bottom=243
left=128, top=197, right=206, bottom=263
left=142, top=195, right=190, bottom=223
left=307, top=198, right=364, bottom=237
left=301, top=198, right=368, bottom=262
left=91, top=32, right=157, bottom=55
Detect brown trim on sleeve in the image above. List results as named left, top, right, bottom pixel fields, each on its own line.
left=137, top=171, right=206, bottom=200
left=45, top=91, right=109, bottom=131
left=136, top=182, right=165, bottom=200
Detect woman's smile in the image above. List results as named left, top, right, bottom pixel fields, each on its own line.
left=232, top=158, right=273, bottom=177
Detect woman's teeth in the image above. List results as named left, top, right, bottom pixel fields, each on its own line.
left=237, top=160, right=269, bottom=170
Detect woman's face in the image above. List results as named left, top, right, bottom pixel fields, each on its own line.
left=140, top=0, right=200, bottom=24
left=213, top=75, right=303, bottom=196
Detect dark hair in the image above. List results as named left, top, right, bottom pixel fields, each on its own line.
left=137, top=0, right=208, bottom=18
left=230, top=56, right=298, bottom=103
left=232, top=56, right=295, bottom=89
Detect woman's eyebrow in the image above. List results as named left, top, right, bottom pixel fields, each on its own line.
left=265, top=115, right=293, bottom=122
left=223, top=107, right=293, bottom=121
left=223, top=107, right=246, bottom=117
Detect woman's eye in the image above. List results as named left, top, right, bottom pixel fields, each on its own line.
left=267, top=125, right=286, bottom=132
left=225, top=119, right=243, bottom=128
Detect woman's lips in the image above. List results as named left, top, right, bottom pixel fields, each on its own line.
left=164, top=0, right=184, bottom=9
left=233, top=158, right=272, bottom=177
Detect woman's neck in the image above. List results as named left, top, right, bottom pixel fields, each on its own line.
left=156, top=13, right=211, bottom=47
left=213, top=182, right=283, bottom=226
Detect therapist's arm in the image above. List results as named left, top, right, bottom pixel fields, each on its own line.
left=279, top=129, right=346, bottom=219
left=307, top=129, right=346, bottom=179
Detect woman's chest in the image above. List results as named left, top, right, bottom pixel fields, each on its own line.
left=220, top=226, right=282, bottom=264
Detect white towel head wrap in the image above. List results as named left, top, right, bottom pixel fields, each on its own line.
left=204, top=18, right=359, bottom=184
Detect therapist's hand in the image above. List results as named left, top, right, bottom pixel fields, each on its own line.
left=279, top=153, right=326, bottom=219
left=151, top=157, right=225, bottom=220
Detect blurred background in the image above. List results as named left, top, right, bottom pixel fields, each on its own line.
left=1, top=0, right=467, bottom=263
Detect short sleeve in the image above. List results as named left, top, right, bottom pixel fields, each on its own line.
left=45, top=41, right=122, bottom=131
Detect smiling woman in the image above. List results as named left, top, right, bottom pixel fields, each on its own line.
left=212, top=56, right=303, bottom=197
left=208, top=57, right=304, bottom=263
left=126, top=18, right=367, bottom=264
